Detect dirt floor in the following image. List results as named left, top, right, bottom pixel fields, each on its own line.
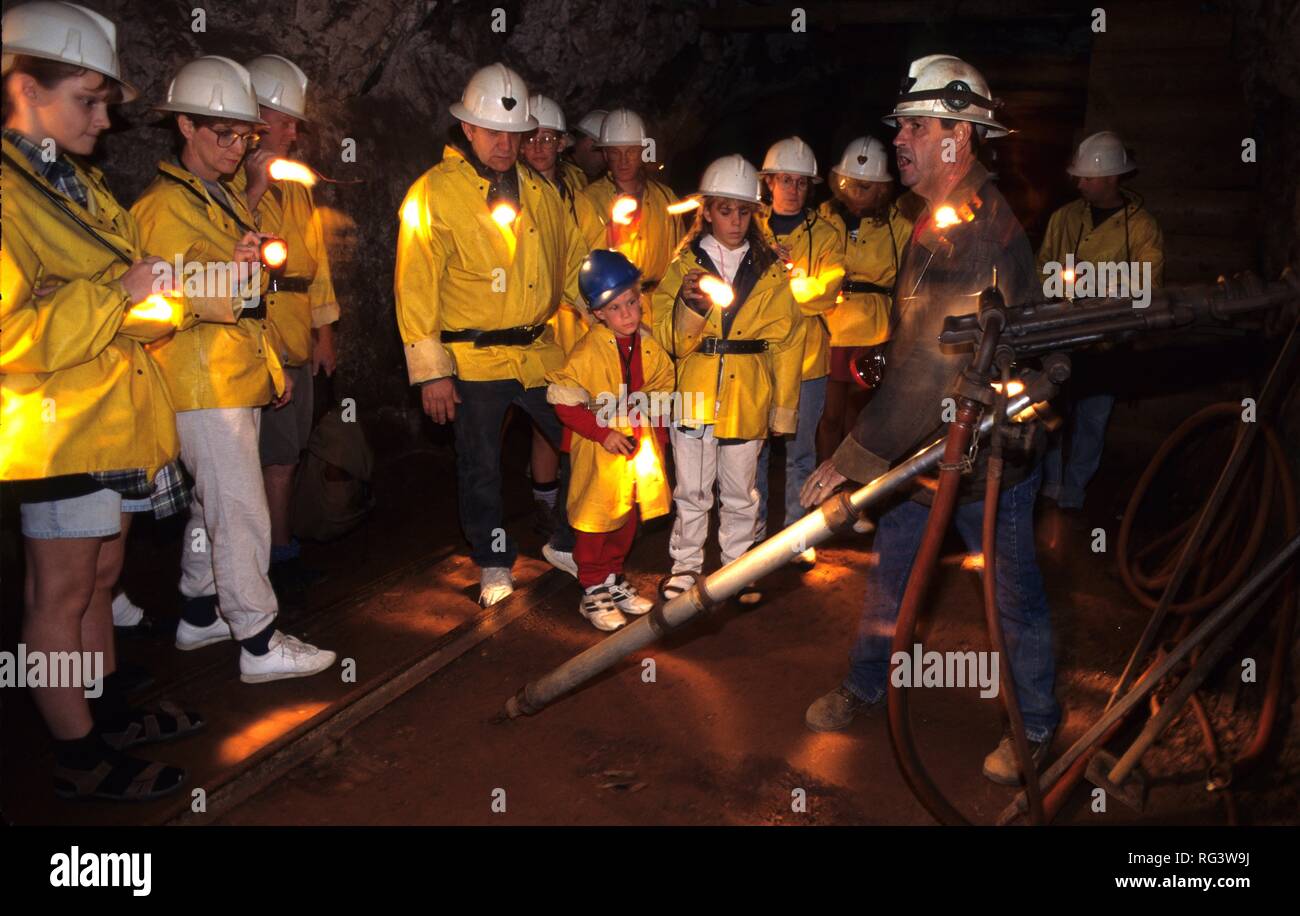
left=3, top=378, right=1297, bottom=827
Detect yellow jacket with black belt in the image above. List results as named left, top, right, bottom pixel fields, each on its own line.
left=580, top=174, right=683, bottom=325
left=395, top=145, right=588, bottom=389
left=1, top=138, right=185, bottom=480
left=817, top=200, right=913, bottom=348
left=546, top=326, right=675, bottom=532
left=652, top=239, right=805, bottom=441
left=233, top=166, right=340, bottom=367
left=131, top=160, right=285, bottom=411
left=1036, top=193, right=1165, bottom=289
left=757, top=207, right=845, bottom=380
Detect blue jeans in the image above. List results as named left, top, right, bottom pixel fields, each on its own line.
left=844, top=465, right=1060, bottom=741
left=452, top=378, right=574, bottom=568
left=1043, top=393, right=1115, bottom=510
left=757, top=375, right=827, bottom=538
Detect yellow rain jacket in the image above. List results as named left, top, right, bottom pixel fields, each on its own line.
left=395, top=145, right=587, bottom=389
left=545, top=164, right=601, bottom=354
left=818, top=200, right=913, bottom=347
left=757, top=208, right=845, bottom=380
left=559, top=158, right=590, bottom=193
left=1, top=139, right=185, bottom=480
left=233, top=167, right=340, bottom=367
left=580, top=174, right=683, bottom=325
left=1037, top=193, right=1165, bottom=289
left=132, top=160, right=285, bottom=411
left=546, top=326, right=675, bottom=532
left=652, top=240, right=804, bottom=440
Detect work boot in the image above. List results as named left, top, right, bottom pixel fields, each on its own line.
left=805, top=685, right=877, bottom=732
left=982, top=729, right=1054, bottom=786
left=479, top=566, right=514, bottom=607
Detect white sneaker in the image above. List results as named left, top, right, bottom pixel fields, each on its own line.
left=542, top=544, right=578, bottom=578
left=605, top=574, right=653, bottom=616
left=658, top=572, right=696, bottom=601
left=579, top=586, right=627, bottom=632
left=239, top=632, right=337, bottom=684
left=791, top=547, right=817, bottom=568
left=111, top=592, right=145, bottom=627
left=852, top=515, right=875, bottom=535
left=479, top=566, right=514, bottom=607
left=175, top=616, right=233, bottom=651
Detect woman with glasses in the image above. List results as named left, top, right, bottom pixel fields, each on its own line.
left=132, top=56, right=337, bottom=685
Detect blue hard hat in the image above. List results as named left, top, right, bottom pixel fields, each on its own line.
left=579, top=249, right=642, bottom=311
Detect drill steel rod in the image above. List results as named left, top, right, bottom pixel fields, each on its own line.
left=503, top=385, right=1044, bottom=719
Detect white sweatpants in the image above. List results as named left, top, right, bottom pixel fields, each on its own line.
left=176, top=407, right=278, bottom=640
left=668, top=425, right=764, bottom=574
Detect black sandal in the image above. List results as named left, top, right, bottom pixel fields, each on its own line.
left=100, top=701, right=205, bottom=750
left=54, top=752, right=185, bottom=802
left=658, top=572, right=697, bottom=602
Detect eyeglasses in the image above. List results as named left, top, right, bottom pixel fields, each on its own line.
left=524, top=134, right=561, bottom=148
left=205, top=126, right=263, bottom=149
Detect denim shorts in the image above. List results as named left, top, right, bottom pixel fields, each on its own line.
left=20, top=487, right=151, bottom=540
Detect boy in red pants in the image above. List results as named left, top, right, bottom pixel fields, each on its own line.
left=547, top=250, right=676, bottom=631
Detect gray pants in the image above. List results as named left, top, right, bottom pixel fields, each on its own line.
left=177, top=407, right=278, bottom=640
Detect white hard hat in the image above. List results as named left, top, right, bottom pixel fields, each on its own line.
left=156, top=55, right=265, bottom=124
left=699, top=154, right=762, bottom=205
left=831, top=136, right=892, bottom=183
left=450, top=62, right=536, bottom=132
left=574, top=109, right=607, bottom=142
left=528, top=93, right=566, bottom=133
left=1, top=1, right=138, bottom=101
left=596, top=108, right=647, bottom=148
left=246, top=54, right=308, bottom=120
left=760, top=136, right=822, bottom=183
left=884, top=54, right=1007, bottom=138
left=1067, top=130, right=1134, bottom=178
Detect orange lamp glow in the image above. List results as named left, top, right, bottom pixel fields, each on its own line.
left=268, top=158, right=317, bottom=187
left=698, top=275, right=734, bottom=308
left=611, top=196, right=639, bottom=225
left=128, top=294, right=179, bottom=325
left=491, top=201, right=518, bottom=227
left=260, top=237, right=288, bottom=269
left=934, top=205, right=960, bottom=229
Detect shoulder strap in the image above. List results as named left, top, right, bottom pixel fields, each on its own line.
left=2, top=149, right=132, bottom=265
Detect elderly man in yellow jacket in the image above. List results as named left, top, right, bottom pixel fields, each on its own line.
left=1037, top=130, right=1164, bottom=513
left=133, top=55, right=335, bottom=683
left=580, top=109, right=683, bottom=326
left=395, top=63, right=588, bottom=607
left=238, top=54, right=341, bottom=593
left=753, top=137, right=845, bottom=568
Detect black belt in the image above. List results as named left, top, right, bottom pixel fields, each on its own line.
left=841, top=279, right=893, bottom=296
left=239, top=302, right=267, bottom=321
left=698, top=337, right=768, bottom=355
left=270, top=277, right=311, bottom=294
left=440, top=325, right=546, bottom=348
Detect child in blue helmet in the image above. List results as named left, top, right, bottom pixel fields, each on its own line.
left=546, top=250, right=677, bottom=631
